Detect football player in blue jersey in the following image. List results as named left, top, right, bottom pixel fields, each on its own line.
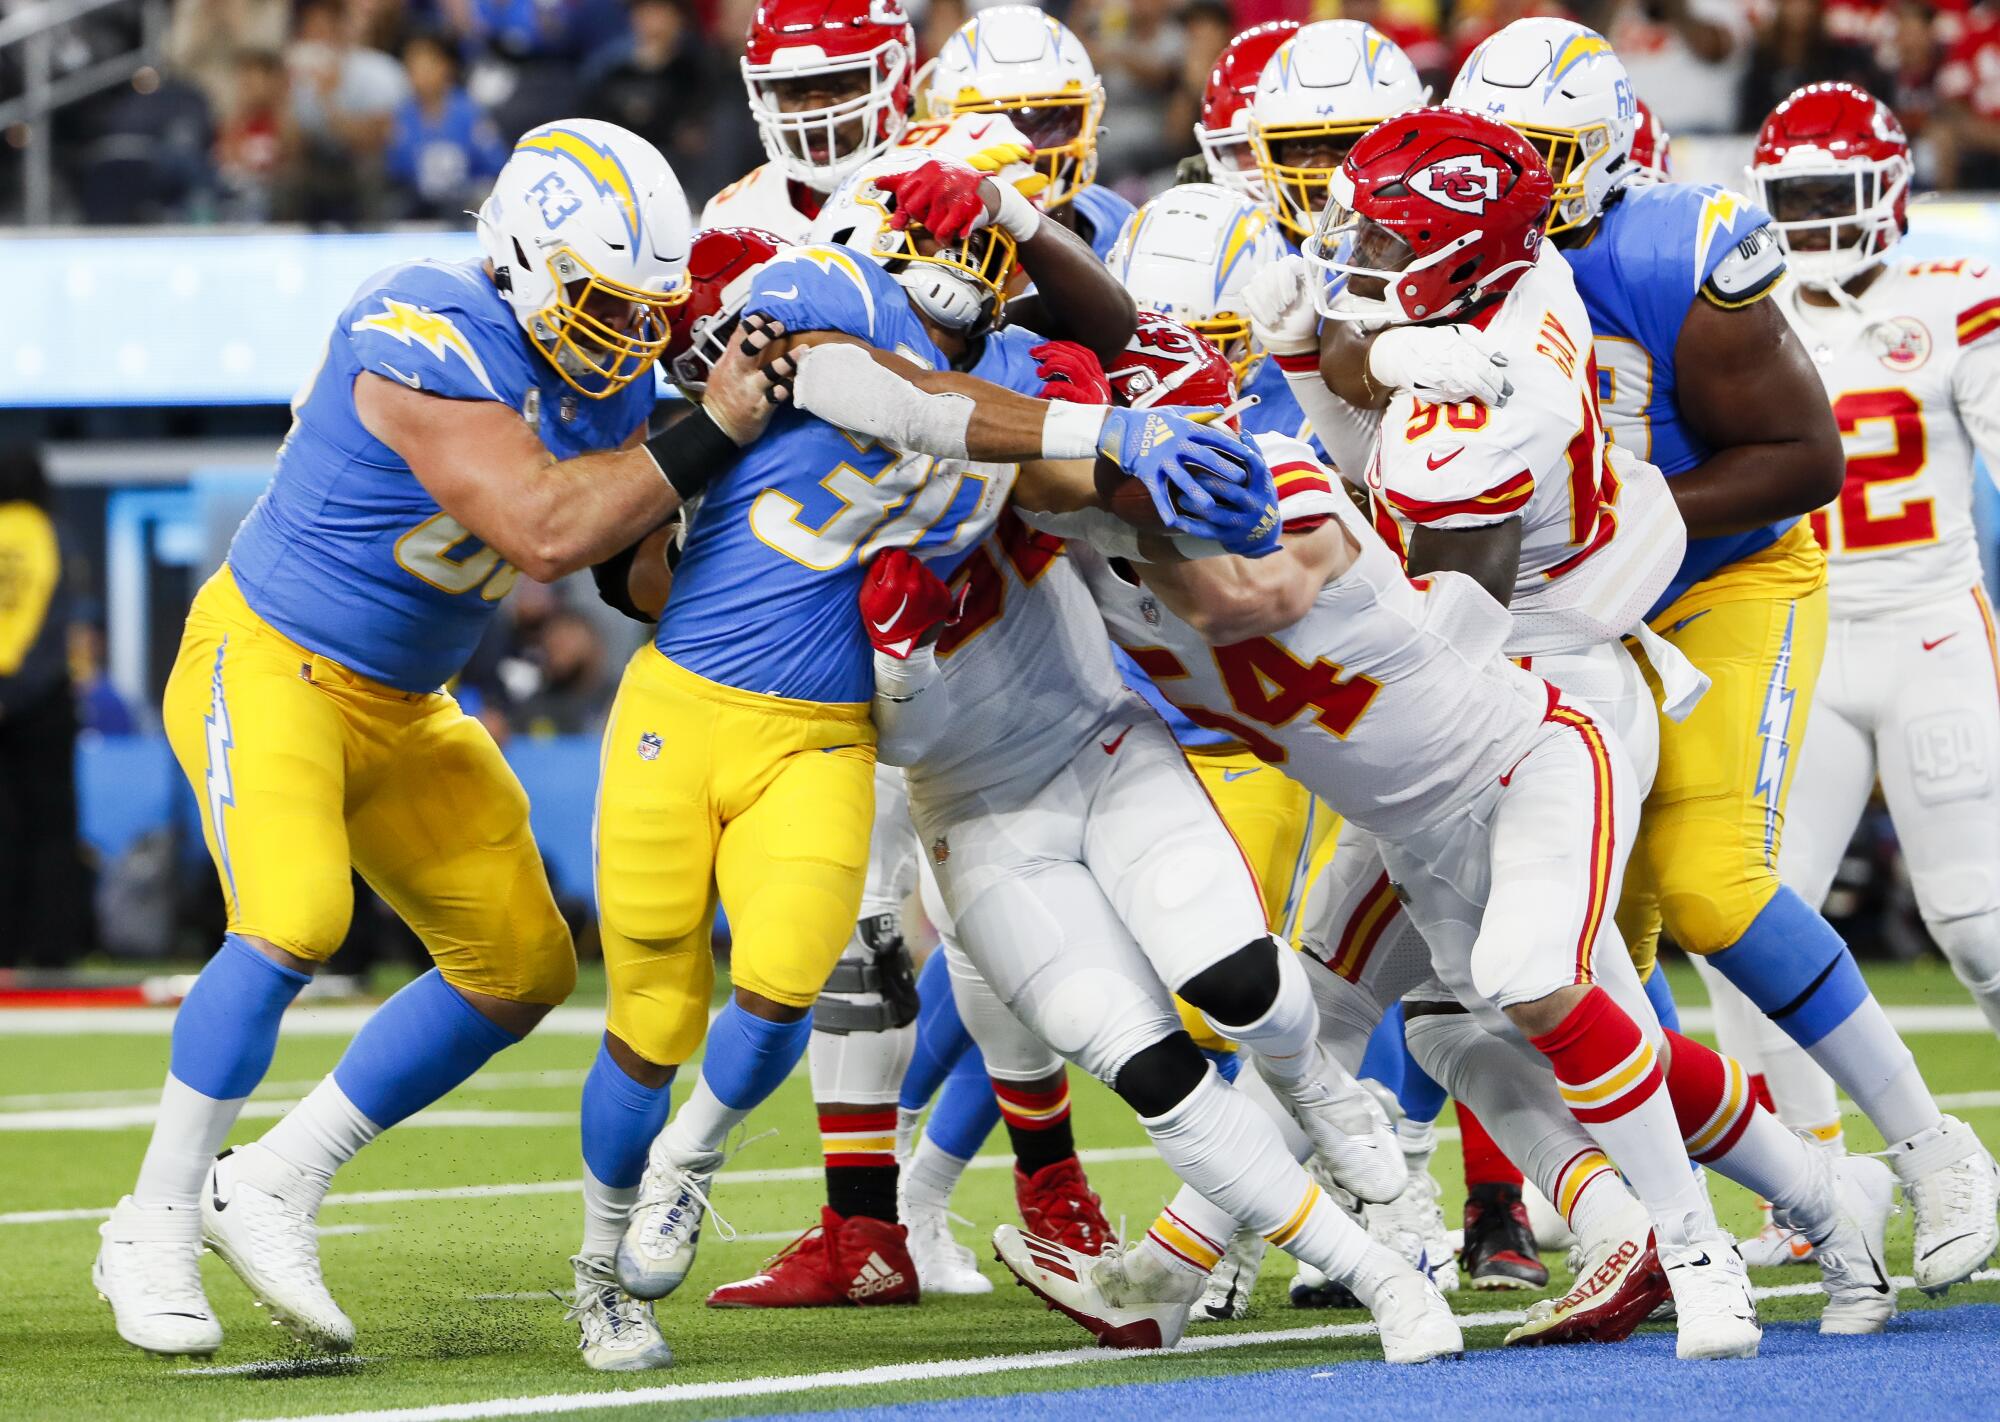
left=574, top=143, right=1277, bottom=1365
left=1307, top=17, right=1996, bottom=1295
left=924, top=5, right=1136, bottom=265
left=90, top=119, right=791, bottom=1361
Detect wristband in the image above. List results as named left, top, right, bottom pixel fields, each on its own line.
left=873, top=645, right=939, bottom=699
left=1041, top=402, right=1109, bottom=461
left=645, top=406, right=739, bottom=500
left=992, top=182, right=1042, bottom=242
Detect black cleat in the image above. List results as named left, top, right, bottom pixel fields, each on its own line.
left=1462, top=1182, right=1549, bottom=1291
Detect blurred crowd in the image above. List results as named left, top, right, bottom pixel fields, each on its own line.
left=10, top=0, right=2000, bottom=227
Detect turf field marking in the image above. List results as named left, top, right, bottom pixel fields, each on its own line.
left=238, top=1272, right=2000, bottom=1422
left=181, top=1356, right=382, bottom=1378
left=0, top=1069, right=587, bottom=1111
left=0, top=1104, right=577, bottom=1132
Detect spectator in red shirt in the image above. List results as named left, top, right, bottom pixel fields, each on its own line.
left=1935, top=4, right=2000, bottom=187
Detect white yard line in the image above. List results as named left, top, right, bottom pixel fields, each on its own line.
left=7, top=1002, right=1993, bottom=1038
left=237, top=1271, right=2000, bottom=1422
left=0, top=1104, right=577, bottom=1132
left=0, top=1069, right=586, bottom=1111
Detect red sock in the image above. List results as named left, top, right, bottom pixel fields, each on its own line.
left=1659, top=1030, right=1755, bottom=1165
left=1457, top=1105, right=1524, bottom=1189
left=1748, top=1071, right=1775, bottom=1114
left=992, top=1076, right=1075, bottom=1175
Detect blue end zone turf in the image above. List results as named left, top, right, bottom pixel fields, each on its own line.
left=752, top=1308, right=2000, bottom=1422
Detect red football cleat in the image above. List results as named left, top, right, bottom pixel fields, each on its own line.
left=705, top=1207, right=920, bottom=1308
left=1016, top=1158, right=1116, bottom=1256
left=1503, top=1196, right=1669, bottom=1348
left=1462, top=1182, right=1550, bottom=1290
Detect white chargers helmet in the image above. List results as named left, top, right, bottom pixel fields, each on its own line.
left=924, top=5, right=1104, bottom=211
left=810, top=131, right=1041, bottom=335
left=1248, top=21, right=1427, bottom=242
left=1108, top=183, right=1287, bottom=387
left=1447, top=19, right=1637, bottom=236
left=477, top=119, right=692, bottom=397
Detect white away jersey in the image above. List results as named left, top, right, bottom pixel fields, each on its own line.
left=1075, top=438, right=1556, bottom=842
left=902, top=509, right=1136, bottom=806
left=1365, top=247, right=1684, bottom=657
left=1777, top=256, right=2000, bottom=619
left=700, top=162, right=815, bottom=242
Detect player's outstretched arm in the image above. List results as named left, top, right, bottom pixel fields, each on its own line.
left=1136, top=519, right=1352, bottom=644
left=1668, top=294, right=1844, bottom=538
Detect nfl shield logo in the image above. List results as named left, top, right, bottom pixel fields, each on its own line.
left=638, top=731, right=663, bottom=761
left=560, top=394, right=579, bottom=423
left=931, top=836, right=950, bottom=865
left=1140, top=596, right=1161, bottom=626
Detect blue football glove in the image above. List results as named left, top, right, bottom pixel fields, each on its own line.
left=1096, top=407, right=1280, bottom=557
left=1182, top=433, right=1281, bottom=558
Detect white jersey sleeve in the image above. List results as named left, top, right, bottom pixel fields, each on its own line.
left=1779, top=257, right=2000, bottom=619
left=699, top=163, right=816, bottom=242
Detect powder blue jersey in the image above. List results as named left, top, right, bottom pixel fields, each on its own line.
left=1564, top=182, right=1790, bottom=615
left=1071, top=184, right=1138, bottom=262
left=228, top=257, right=651, bottom=692
left=658, top=247, right=1043, bottom=704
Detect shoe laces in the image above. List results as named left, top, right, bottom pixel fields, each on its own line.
left=909, top=1209, right=978, bottom=1267
left=636, top=1156, right=736, bottom=1247
left=1902, top=1149, right=1994, bottom=1235
left=753, top=1219, right=836, bottom=1277
left=110, top=1235, right=210, bottom=1311
left=563, top=1257, right=658, bottom=1350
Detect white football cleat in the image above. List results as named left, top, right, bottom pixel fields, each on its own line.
left=902, top=1195, right=992, bottom=1296
left=617, top=1146, right=724, bottom=1301
left=1886, top=1114, right=2000, bottom=1294
left=994, top=1225, right=1198, bottom=1349
left=94, top=1197, right=222, bottom=1356
left=1738, top=1200, right=1817, bottom=1267
left=1188, top=1227, right=1265, bottom=1323
left=568, top=1254, right=673, bottom=1372
left=1786, top=1153, right=1895, bottom=1335
left=202, top=1144, right=355, bottom=1352
left=1661, top=1231, right=1760, bottom=1360
left=1266, top=1050, right=1407, bottom=1205
left=1365, top=1166, right=1458, bottom=1293
left=1368, top=1265, right=1464, bottom=1364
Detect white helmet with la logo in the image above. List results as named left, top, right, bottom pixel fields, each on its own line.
left=477, top=118, right=693, bottom=397
left=1447, top=18, right=1637, bottom=236
left=1247, top=20, right=1427, bottom=241
left=1108, top=183, right=1288, bottom=387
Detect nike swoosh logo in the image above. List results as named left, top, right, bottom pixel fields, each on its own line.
left=210, top=1186, right=228, bottom=1213
left=1918, top=1230, right=1978, bottom=1260
left=1426, top=448, right=1464, bottom=470
left=765, top=285, right=799, bottom=302
left=1922, top=633, right=1958, bottom=651
left=1685, top=1252, right=1711, bottom=1268
left=1101, top=727, right=1130, bottom=755
left=1221, top=767, right=1259, bottom=781
left=380, top=362, right=423, bottom=389
left=871, top=594, right=909, bottom=636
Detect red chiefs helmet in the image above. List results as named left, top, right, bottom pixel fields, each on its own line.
left=664, top=227, right=788, bottom=396
left=1193, top=21, right=1298, bottom=200
left=1105, top=312, right=1240, bottom=425
left=1306, top=106, right=1554, bottom=326
left=1629, top=98, right=1672, bottom=184
left=742, top=0, right=916, bottom=192
left=1749, top=81, right=1910, bottom=287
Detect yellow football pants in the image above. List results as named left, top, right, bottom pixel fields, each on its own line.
left=1175, top=745, right=1324, bottom=1052
left=1619, top=522, right=1828, bottom=975
left=161, top=566, right=573, bottom=1003
left=596, top=646, right=877, bottom=1066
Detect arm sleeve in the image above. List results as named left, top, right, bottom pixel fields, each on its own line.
left=644, top=405, right=742, bottom=499
left=589, top=540, right=652, bottom=623
left=1271, top=354, right=1383, bottom=485
left=1954, top=327, right=2000, bottom=483
left=0, top=507, right=60, bottom=676
left=789, top=343, right=976, bottom=458
left=872, top=648, right=952, bottom=767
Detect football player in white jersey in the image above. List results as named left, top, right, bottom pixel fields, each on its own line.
left=850, top=312, right=1460, bottom=1365
left=1696, top=82, right=2000, bottom=1269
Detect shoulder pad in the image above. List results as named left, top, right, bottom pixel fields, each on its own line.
left=744, top=246, right=892, bottom=343
left=344, top=262, right=514, bottom=401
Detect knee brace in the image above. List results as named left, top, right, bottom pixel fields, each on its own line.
left=1176, top=937, right=1283, bottom=1029
left=812, top=912, right=920, bottom=1034
left=1111, top=1032, right=1208, bottom=1118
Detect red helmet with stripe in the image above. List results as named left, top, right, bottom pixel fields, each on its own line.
left=1307, top=105, right=1554, bottom=326
left=665, top=226, right=788, bottom=396
left=1104, top=311, right=1239, bottom=425
left=1194, top=21, right=1299, bottom=199
left=1749, top=81, right=1910, bottom=287
left=742, top=0, right=916, bottom=191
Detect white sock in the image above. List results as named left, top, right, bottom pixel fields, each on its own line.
left=896, top=1107, right=924, bottom=1165
left=133, top=1074, right=247, bottom=1210
left=902, top=1135, right=970, bottom=1216
left=580, top=1165, right=637, bottom=1262
left=1803, top=999, right=1939, bottom=1145
left=1566, top=1166, right=1633, bottom=1244
left=658, top=1077, right=743, bottom=1164
left=259, top=1078, right=381, bottom=1183
left=1751, top=1009, right=1844, bottom=1146
left=1210, top=946, right=1319, bottom=1083
left=1233, top=1057, right=1313, bottom=1161
left=1396, top=1115, right=1436, bottom=1168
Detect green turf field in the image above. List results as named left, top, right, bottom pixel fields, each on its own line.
left=3, top=958, right=1995, bottom=1422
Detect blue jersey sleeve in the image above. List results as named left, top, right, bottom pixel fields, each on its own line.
left=343, top=264, right=515, bottom=404
left=743, top=246, right=897, bottom=343
left=971, top=325, right=1051, bottom=396
left=1070, top=185, right=1138, bottom=263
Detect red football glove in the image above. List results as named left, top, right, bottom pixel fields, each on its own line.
left=859, top=548, right=963, bottom=659
left=1031, top=340, right=1111, bottom=404
left=874, top=159, right=993, bottom=243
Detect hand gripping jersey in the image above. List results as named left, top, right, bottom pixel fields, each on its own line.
left=1074, top=434, right=1554, bottom=841
left=1364, top=246, right=1685, bottom=658
left=1563, top=182, right=1788, bottom=615
left=228, top=257, right=652, bottom=693
left=898, top=510, right=1139, bottom=803
left=658, top=245, right=1039, bottom=703
left=1778, top=256, right=2000, bottom=620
